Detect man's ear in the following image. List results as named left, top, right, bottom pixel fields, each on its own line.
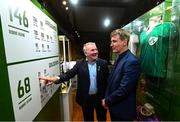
left=123, top=39, right=128, bottom=46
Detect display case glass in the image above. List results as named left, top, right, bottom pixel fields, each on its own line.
left=122, top=0, right=180, bottom=120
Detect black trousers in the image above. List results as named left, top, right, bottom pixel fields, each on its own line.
left=81, top=94, right=106, bottom=121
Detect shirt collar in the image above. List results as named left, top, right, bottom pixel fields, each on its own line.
left=117, top=49, right=129, bottom=60
left=86, top=58, right=97, bottom=64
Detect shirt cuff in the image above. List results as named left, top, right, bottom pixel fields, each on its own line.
left=54, top=76, right=60, bottom=84
left=55, top=76, right=60, bottom=80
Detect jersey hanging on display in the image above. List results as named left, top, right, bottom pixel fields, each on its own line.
left=139, top=22, right=177, bottom=78
left=129, top=33, right=139, bottom=55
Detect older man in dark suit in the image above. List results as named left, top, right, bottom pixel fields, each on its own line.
left=40, top=42, right=109, bottom=121
left=102, top=29, right=140, bottom=121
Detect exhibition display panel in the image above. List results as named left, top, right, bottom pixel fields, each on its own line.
left=0, top=0, right=60, bottom=121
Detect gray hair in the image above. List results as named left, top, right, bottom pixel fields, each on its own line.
left=83, top=42, right=96, bottom=53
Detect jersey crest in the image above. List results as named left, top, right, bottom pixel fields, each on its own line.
left=148, top=37, right=158, bottom=46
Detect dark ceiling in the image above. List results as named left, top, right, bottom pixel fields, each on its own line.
left=38, top=0, right=164, bottom=42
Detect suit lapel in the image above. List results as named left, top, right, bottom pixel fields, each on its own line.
left=108, top=50, right=129, bottom=83
left=82, top=60, right=90, bottom=83
left=106, top=50, right=129, bottom=96
left=107, top=55, right=124, bottom=88
left=96, top=59, right=100, bottom=82
left=108, top=56, right=120, bottom=82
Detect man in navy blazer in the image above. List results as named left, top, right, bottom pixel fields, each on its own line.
left=40, top=42, right=109, bottom=121
left=102, top=29, right=140, bottom=121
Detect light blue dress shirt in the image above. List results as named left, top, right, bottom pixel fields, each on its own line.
left=88, top=62, right=97, bottom=95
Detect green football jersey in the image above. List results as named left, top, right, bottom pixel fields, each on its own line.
left=140, top=22, right=176, bottom=78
